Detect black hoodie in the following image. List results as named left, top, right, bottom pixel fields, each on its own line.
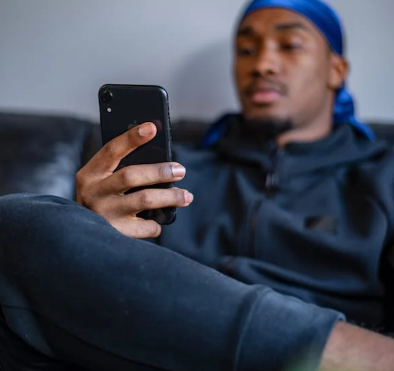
left=161, top=116, right=394, bottom=331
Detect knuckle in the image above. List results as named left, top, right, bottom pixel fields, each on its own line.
left=75, top=169, right=85, bottom=186
left=90, top=198, right=103, bottom=213
left=81, top=194, right=97, bottom=210
left=92, top=198, right=116, bottom=220
left=137, top=191, right=154, bottom=209
left=158, top=164, right=172, bottom=179
left=152, top=222, right=162, bottom=237
left=118, top=168, right=135, bottom=188
left=173, top=188, right=186, bottom=204
left=102, top=142, right=119, bottom=160
left=129, top=220, right=161, bottom=239
left=75, top=173, right=89, bottom=204
left=145, top=220, right=162, bottom=238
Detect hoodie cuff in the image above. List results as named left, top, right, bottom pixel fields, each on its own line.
left=236, top=287, right=345, bottom=371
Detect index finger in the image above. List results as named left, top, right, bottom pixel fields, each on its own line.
left=86, top=122, right=157, bottom=175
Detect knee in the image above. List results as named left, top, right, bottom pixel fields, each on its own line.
left=0, top=194, right=83, bottom=292
left=0, top=193, right=108, bottom=243
left=0, top=192, right=67, bottom=215
left=0, top=193, right=39, bottom=224
left=0, top=193, right=79, bottom=234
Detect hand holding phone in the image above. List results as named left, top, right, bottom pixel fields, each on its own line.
left=76, top=121, right=193, bottom=239
left=75, top=85, right=194, bottom=239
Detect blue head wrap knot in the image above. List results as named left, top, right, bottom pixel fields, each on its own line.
left=201, top=0, right=374, bottom=147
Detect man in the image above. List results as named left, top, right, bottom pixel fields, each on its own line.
left=1, top=0, right=394, bottom=370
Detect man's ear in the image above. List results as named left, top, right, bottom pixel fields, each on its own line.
left=328, top=53, right=348, bottom=90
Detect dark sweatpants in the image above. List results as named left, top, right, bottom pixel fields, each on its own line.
left=0, top=194, right=341, bottom=371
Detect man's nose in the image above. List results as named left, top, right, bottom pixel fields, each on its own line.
left=252, top=44, right=281, bottom=76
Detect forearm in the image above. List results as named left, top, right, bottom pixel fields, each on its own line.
left=321, top=321, right=394, bottom=371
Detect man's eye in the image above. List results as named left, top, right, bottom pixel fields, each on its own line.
left=281, top=44, right=303, bottom=51
left=237, top=47, right=256, bottom=56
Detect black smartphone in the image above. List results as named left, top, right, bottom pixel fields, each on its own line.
left=98, top=84, right=176, bottom=225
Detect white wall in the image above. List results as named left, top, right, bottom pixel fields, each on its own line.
left=0, top=0, right=393, bottom=122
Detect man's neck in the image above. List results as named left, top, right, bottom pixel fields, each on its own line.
left=238, top=116, right=333, bottom=148
left=276, top=124, right=332, bottom=147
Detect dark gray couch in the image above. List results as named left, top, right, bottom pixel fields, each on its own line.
left=0, top=111, right=393, bottom=200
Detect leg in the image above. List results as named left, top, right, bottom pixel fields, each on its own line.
left=0, top=194, right=341, bottom=371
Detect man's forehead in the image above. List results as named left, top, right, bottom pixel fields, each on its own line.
left=237, top=7, right=321, bottom=40
left=237, top=8, right=320, bottom=38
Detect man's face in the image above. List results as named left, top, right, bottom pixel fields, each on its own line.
left=234, top=8, right=342, bottom=129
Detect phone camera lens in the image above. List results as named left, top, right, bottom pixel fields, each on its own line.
left=101, top=90, right=113, bottom=103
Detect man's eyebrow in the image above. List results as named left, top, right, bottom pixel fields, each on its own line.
left=237, top=26, right=255, bottom=37
left=274, top=22, right=311, bottom=32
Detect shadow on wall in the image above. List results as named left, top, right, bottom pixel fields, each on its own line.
left=169, top=40, right=239, bottom=122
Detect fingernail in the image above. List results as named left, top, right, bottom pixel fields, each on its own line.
left=184, top=191, right=194, bottom=204
left=138, top=123, right=153, bottom=137
left=172, top=165, right=186, bottom=178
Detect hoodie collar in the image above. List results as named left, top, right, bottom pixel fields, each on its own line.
left=216, top=114, right=386, bottom=177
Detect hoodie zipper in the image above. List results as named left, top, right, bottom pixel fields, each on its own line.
left=248, top=148, right=282, bottom=257
left=265, top=147, right=281, bottom=194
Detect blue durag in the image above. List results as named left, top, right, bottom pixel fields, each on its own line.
left=202, top=0, right=374, bottom=147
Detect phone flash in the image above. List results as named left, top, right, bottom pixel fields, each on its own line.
left=107, top=108, right=112, bottom=113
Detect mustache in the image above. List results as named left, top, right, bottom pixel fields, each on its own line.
left=244, top=78, right=288, bottom=97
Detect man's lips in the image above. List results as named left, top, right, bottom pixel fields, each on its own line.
left=244, top=81, right=286, bottom=105
left=250, top=89, right=282, bottom=104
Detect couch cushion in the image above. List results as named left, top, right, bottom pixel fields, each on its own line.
left=370, top=123, right=394, bottom=144
left=0, top=112, right=393, bottom=201
left=0, top=112, right=94, bottom=200
left=173, top=119, right=394, bottom=146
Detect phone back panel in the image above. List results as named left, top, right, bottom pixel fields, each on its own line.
left=98, top=84, right=176, bottom=224
left=99, top=84, right=172, bottom=165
